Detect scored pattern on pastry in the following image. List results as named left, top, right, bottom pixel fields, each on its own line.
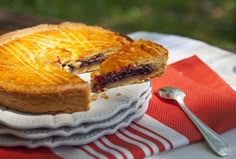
left=0, top=23, right=132, bottom=90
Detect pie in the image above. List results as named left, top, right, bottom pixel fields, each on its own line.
left=0, top=22, right=168, bottom=114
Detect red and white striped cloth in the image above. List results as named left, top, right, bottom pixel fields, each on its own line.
left=0, top=56, right=235, bottom=159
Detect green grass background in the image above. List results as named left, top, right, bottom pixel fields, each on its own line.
left=0, top=0, right=235, bottom=48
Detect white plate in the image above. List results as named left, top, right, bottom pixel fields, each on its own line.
left=0, top=95, right=150, bottom=148
left=0, top=72, right=151, bottom=129
left=0, top=87, right=152, bottom=139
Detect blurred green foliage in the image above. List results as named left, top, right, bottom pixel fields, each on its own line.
left=0, top=0, right=235, bottom=48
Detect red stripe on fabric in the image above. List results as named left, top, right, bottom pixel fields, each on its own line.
left=119, top=130, right=153, bottom=155
left=105, top=133, right=144, bottom=159
left=133, top=122, right=174, bottom=149
left=88, top=142, right=116, bottom=159
left=125, top=125, right=165, bottom=153
left=0, top=147, right=61, bottom=159
left=78, top=146, right=99, bottom=159
left=99, top=139, right=127, bottom=159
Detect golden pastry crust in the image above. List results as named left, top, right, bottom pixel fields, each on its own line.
left=0, top=83, right=91, bottom=114
left=91, top=39, right=168, bottom=91
left=0, top=22, right=132, bottom=67
left=96, top=39, right=168, bottom=74
left=0, top=22, right=132, bottom=114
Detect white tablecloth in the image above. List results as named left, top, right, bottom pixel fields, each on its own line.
left=128, top=32, right=236, bottom=159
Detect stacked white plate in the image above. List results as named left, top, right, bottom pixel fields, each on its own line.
left=0, top=73, right=152, bottom=148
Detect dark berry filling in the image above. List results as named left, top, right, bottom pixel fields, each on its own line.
left=79, top=54, right=105, bottom=68
left=94, top=64, right=153, bottom=90
left=61, top=63, right=75, bottom=72
left=61, top=54, right=105, bottom=72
